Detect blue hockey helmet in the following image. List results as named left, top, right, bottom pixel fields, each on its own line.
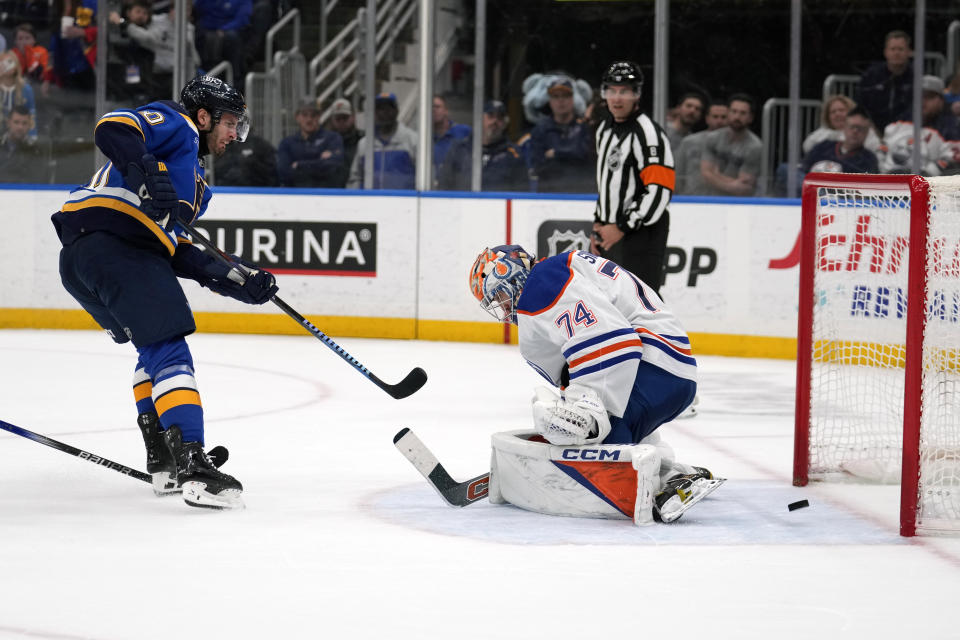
left=469, top=245, right=535, bottom=325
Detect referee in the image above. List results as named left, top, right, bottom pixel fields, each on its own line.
left=591, top=61, right=674, bottom=294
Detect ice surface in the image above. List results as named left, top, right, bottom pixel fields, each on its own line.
left=1, top=329, right=958, bottom=639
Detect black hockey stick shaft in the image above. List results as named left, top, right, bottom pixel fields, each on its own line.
left=0, top=418, right=151, bottom=483
left=179, top=220, right=427, bottom=400
left=393, top=427, right=489, bottom=507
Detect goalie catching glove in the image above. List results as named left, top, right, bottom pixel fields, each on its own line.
left=531, top=384, right=611, bottom=445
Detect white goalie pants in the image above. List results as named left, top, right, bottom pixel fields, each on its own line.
left=488, top=430, right=664, bottom=526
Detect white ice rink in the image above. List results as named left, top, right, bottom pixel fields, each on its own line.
left=1, top=329, right=959, bottom=639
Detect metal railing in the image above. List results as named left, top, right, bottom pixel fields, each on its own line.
left=244, top=9, right=303, bottom=145
left=309, top=0, right=418, bottom=123
left=822, top=74, right=860, bottom=102
left=206, top=60, right=234, bottom=86
left=948, top=20, right=960, bottom=80
left=760, top=97, right=822, bottom=197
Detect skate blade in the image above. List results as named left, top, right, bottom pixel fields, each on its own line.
left=181, top=482, right=245, bottom=510
left=152, top=472, right=180, bottom=497
left=658, top=477, right=725, bottom=523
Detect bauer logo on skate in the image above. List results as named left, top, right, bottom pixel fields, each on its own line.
left=192, top=221, right=377, bottom=276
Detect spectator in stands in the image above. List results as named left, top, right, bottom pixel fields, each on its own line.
left=437, top=99, right=527, bottom=192
left=11, top=23, right=49, bottom=84
left=1, top=0, right=51, bottom=31
left=347, top=92, right=417, bottom=190
left=0, top=50, right=37, bottom=139
left=803, top=94, right=881, bottom=154
left=802, top=107, right=878, bottom=175
left=214, top=131, right=278, bottom=186
left=193, top=0, right=251, bottom=84
left=858, top=30, right=914, bottom=131
left=699, top=93, right=761, bottom=197
left=878, top=75, right=960, bottom=176
left=44, top=0, right=98, bottom=94
left=326, top=97, right=363, bottom=183
left=675, top=100, right=728, bottom=194
left=432, top=93, right=471, bottom=184
left=0, top=103, right=44, bottom=182
left=124, top=1, right=200, bottom=100
left=105, top=0, right=155, bottom=104
left=664, top=92, right=705, bottom=151
left=277, top=97, right=345, bottom=188
left=528, top=77, right=594, bottom=193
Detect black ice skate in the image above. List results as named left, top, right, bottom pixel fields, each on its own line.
left=137, top=412, right=178, bottom=496
left=653, top=469, right=725, bottom=523
left=163, top=425, right=244, bottom=510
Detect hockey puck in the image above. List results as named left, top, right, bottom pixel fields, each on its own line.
left=788, top=499, right=810, bottom=511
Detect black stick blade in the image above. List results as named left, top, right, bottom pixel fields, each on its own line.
left=377, top=367, right=428, bottom=399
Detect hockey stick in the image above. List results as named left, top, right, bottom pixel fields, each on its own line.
left=179, top=220, right=427, bottom=400
left=393, top=427, right=489, bottom=507
left=0, top=418, right=152, bottom=483
left=0, top=419, right=229, bottom=483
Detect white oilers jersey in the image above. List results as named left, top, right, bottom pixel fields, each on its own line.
left=515, top=250, right=696, bottom=419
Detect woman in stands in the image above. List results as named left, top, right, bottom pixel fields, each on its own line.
left=803, top=94, right=880, bottom=155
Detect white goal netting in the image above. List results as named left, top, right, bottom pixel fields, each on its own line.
left=806, top=176, right=960, bottom=534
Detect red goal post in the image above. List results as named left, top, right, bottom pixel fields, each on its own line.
left=794, top=172, right=960, bottom=537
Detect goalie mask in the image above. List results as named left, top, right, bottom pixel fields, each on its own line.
left=469, top=245, right=535, bottom=325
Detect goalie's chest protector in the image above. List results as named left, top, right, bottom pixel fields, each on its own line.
left=516, top=251, right=696, bottom=419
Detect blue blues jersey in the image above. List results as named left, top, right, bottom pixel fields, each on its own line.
left=52, top=100, right=210, bottom=256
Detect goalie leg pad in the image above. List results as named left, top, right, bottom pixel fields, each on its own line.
left=491, top=430, right=654, bottom=525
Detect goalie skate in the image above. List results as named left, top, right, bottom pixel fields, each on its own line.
left=654, top=471, right=725, bottom=523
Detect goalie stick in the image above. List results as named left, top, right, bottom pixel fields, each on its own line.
left=0, top=418, right=228, bottom=484
left=393, top=427, right=489, bottom=507
left=179, top=220, right=427, bottom=400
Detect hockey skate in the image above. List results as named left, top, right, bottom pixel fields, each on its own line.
left=653, top=468, right=725, bottom=523
left=137, top=412, right=179, bottom=496
left=163, top=425, right=244, bottom=510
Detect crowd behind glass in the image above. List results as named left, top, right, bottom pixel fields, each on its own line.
left=1, top=1, right=957, bottom=197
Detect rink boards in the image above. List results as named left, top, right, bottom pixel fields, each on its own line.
left=0, top=186, right=801, bottom=358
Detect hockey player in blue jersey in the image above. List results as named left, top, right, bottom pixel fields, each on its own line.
left=51, top=76, right=277, bottom=510
left=470, top=245, right=723, bottom=522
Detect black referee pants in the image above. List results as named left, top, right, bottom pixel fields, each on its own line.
left=601, top=211, right=669, bottom=294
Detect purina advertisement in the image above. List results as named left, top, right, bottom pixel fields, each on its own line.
left=5, top=187, right=808, bottom=355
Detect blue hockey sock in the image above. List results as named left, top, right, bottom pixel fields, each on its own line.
left=136, top=337, right=205, bottom=446
left=132, top=360, right=156, bottom=416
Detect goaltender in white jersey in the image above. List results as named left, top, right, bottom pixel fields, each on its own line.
left=470, top=245, right=722, bottom=523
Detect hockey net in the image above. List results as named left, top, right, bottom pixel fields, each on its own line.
left=794, top=173, right=960, bottom=536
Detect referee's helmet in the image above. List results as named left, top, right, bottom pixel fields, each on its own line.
left=601, top=61, right=644, bottom=97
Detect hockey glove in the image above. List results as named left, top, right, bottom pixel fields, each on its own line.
left=532, top=384, right=611, bottom=445
left=203, top=255, right=278, bottom=305
left=126, top=154, right=179, bottom=226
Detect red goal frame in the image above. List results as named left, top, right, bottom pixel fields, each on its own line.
left=793, top=172, right=931, bottom=537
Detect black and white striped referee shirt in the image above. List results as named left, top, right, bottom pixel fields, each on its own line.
left=594, top=112, right=675, bottom=230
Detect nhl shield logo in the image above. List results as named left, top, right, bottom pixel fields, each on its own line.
left=607, top=146, right=622, bottom=171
